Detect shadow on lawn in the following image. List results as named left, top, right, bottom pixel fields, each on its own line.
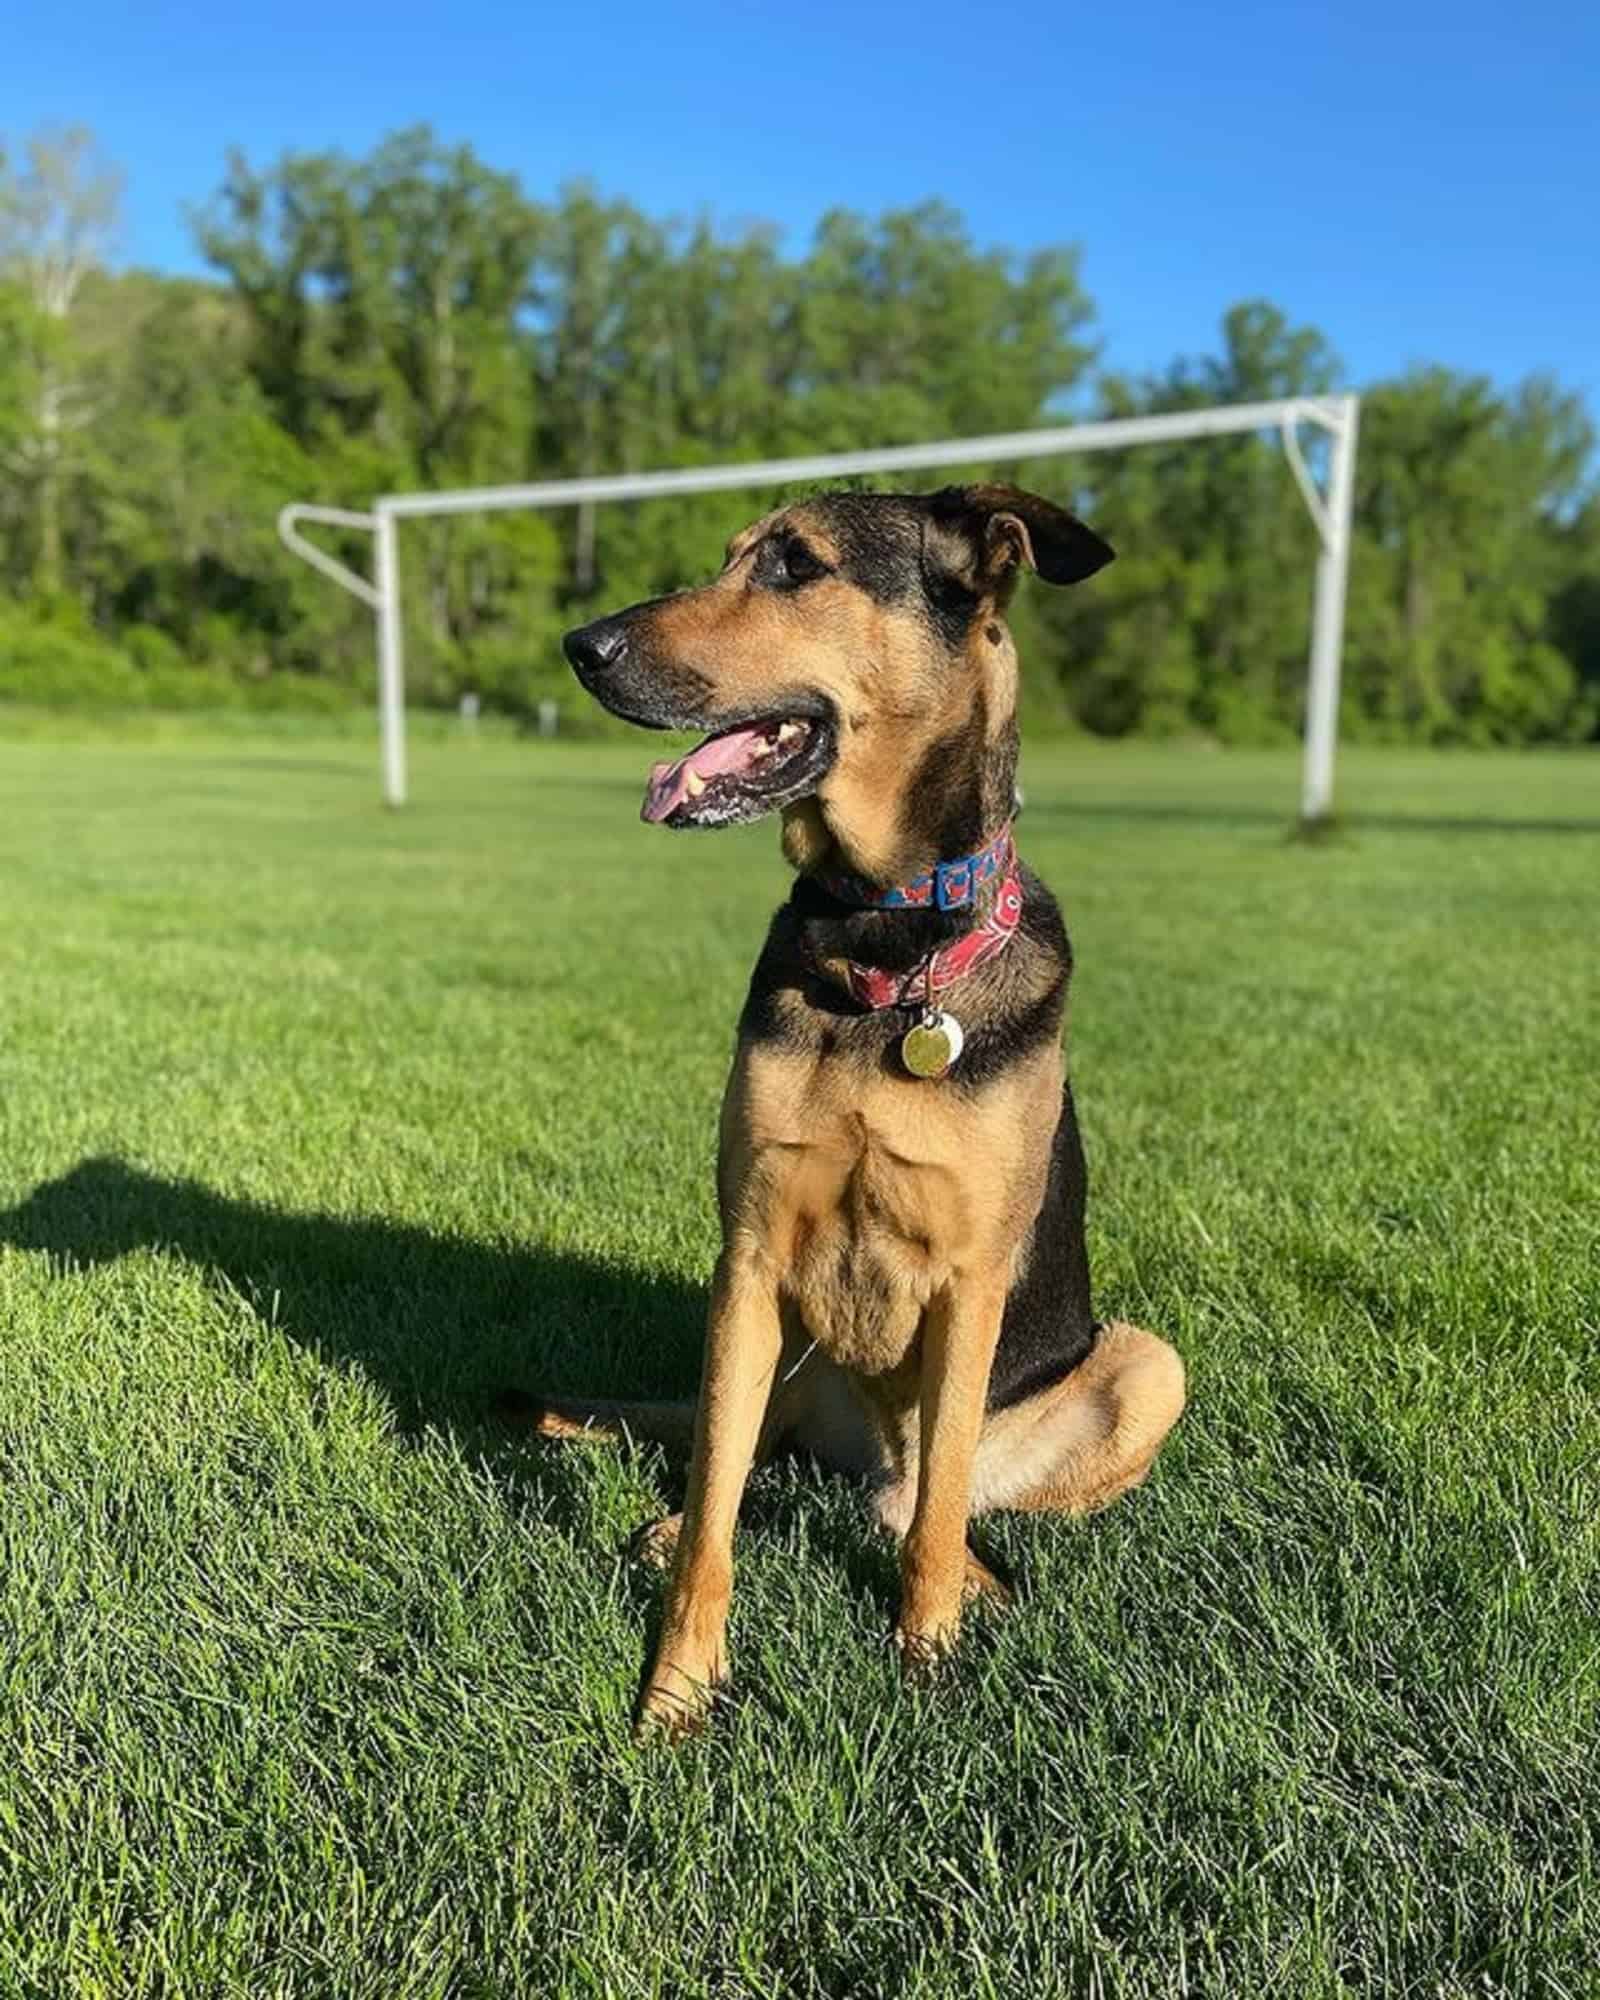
left=0, top=1156, right=991, bottom=1614
left=0, top=1155, right=704, bottom=1435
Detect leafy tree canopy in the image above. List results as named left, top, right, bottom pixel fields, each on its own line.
left=1, top=124, right=1594, bottom=743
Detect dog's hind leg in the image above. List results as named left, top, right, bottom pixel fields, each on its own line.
left=972, top=1320, right=1185, bottom=1518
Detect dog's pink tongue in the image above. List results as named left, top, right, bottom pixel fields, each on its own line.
left=641, top=724, right=769, bottom=823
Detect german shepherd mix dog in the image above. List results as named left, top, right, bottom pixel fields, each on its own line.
left=550, top=486, right=1186, bottom=1736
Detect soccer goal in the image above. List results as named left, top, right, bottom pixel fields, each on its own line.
left=278, top=394, right=1360, bottom=825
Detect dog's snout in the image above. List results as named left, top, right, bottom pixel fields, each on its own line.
left=563, top=616, right=629, bottom=678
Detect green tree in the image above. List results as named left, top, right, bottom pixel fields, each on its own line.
left=0, top=126, right=123, bottom=600
left=1, top=121, right=1595, bottom=740
left=196, top=128, right=561, bottom=697
left=1349, top=367, right=1596, bottom=742
left=1029, top=302, right=1339, bottom=740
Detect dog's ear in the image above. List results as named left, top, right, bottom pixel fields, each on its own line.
left=923, top=484, right=1115, bottom=595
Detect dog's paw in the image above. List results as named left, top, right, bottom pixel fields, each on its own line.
left=962, top=1551, right=1014, bottom=1611
left=892, top=1615, right=962, bottom=1679
left=628, top=1514, right=683, bottom=1572
left=633, top=1659, right=721, bottom=1742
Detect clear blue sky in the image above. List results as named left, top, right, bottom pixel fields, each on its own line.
left=7, top=0, right=1596, bottom=408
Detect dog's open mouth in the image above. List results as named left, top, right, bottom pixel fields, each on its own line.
left=641, top=713, right=833, bottom=828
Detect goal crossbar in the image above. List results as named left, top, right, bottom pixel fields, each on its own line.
left=278, top=393, right=1360, bottom=821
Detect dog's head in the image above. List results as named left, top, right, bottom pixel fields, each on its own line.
left=563, top=486, right=1112, bottom=879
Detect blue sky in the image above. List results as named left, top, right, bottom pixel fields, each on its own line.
left=7, top=0, right=1597, bottom=408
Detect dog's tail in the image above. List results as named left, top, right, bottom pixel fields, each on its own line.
left=491, top=1386, right=698, bottom=1451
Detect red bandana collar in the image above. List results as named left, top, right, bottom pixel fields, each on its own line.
left=831, top=867, right=1024, bottom=1011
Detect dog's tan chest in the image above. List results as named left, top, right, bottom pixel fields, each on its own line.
left=774, top=1123, right=950, bottom=1375
left=722, top=1045, right=1059, bottom=1378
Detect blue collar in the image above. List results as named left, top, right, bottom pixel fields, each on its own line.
left=820, top=823, right=1015, bottom=912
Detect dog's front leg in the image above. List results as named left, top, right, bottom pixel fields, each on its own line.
left=636, top=1251, right=782, bottom=1738
left=896, top=1273, right=1007, bottom=1663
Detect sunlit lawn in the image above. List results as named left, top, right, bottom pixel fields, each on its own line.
left=1, top=728, right=1595, bottom=1997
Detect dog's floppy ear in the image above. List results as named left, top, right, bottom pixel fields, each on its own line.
left=923, top=483, right=1115, bottom=594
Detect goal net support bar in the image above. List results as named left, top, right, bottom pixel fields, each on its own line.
left=278, top=393, right=1360, bottom=823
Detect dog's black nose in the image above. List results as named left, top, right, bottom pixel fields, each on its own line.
left=563, top=616, right=629, bottom=678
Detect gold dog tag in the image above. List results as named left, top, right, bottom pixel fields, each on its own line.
left=901, top=1010, right=964, bottom=1079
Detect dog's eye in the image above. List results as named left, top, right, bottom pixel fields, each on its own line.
left=782, top=540, right=827, bottom=585
left=756, top=537, right=829, bottom=591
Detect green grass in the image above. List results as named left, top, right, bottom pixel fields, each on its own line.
left=1, top=729, right=1596, bottom=1999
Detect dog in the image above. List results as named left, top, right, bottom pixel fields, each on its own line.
left=544, top=485, right=1186, bottom=1736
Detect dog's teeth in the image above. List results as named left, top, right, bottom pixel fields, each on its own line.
left=685, top=770, right=707, bottom=798
left=777, top=721, right=802, bottom=744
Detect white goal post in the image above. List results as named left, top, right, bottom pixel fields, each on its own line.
left=278, top=394, right=1360, bottom=824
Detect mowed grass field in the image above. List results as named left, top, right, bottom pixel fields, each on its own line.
left=1, top=728, right=1596, bottom=2000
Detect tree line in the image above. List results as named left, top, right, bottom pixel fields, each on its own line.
left=2, top=123, right=1596, bottom=742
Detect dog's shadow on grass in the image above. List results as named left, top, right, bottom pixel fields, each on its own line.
left=0, top=1153, right=703, bottom=1486
left=0, top=1155, right=908, bottom=1599
left=0, top=1153, right=708, bottom=1411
